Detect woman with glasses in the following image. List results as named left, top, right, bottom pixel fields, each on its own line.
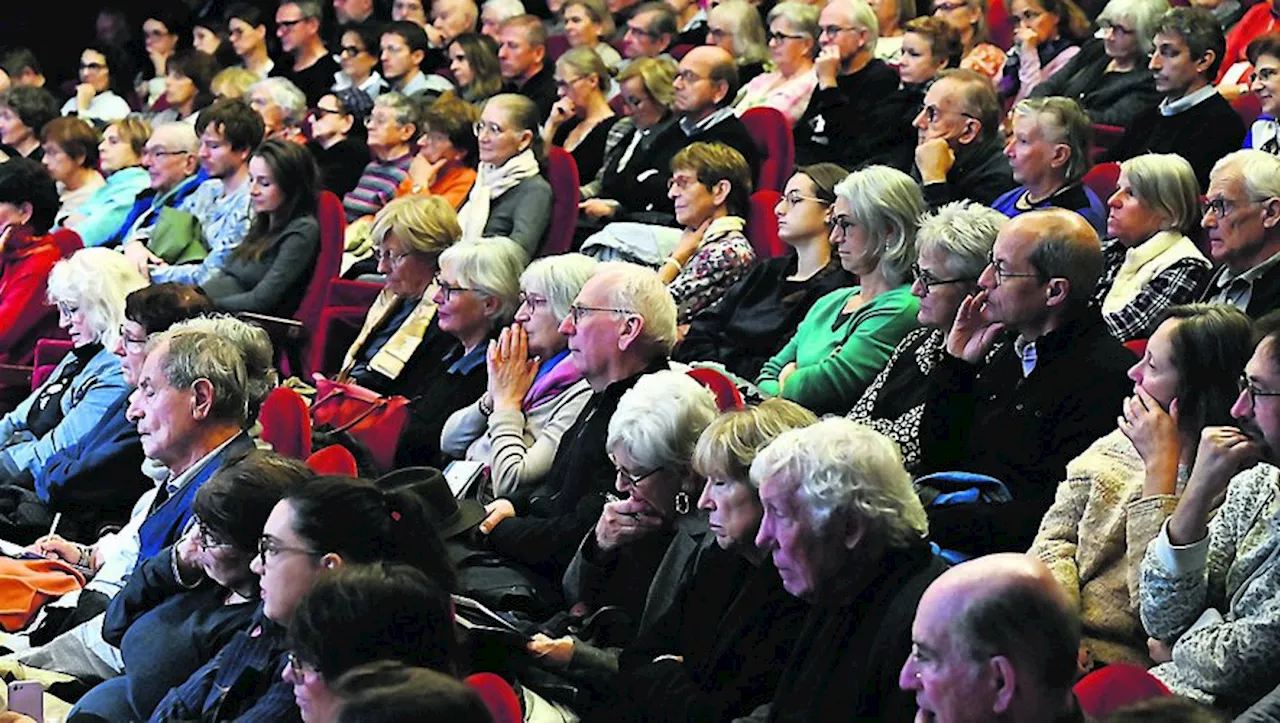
left=70, top=451, right=313, bottom=722
left=1030, top=304, right=1252, bottom=668
left=542, top=48, right=619, bottom=183
left=457, top=94, right=553, bottom=257
left=332, top=24, right=389, bottom=103
left=705, top=0, right=770, bottom=85
left=731, top=2, right=820, bottom=127
left=397, top=92, right=480, bottom=209
left=442, top=253, right=597, bottom=500
left=138, top=10, right=189, bottom=110
left=1245, top=34, right=1280, bottom=154
left=676, top=164, right=853, bottom=380
left=757, top=165, right=925, bottom=415
left=62, top=43, right=134, bottom=124
left=1029, top=0, right=1165, bottom=127
left=1093, top=153, right=1211, bottom=342
left=849, top=200, right=1006, bottom=472
left=396, top=238, right=526, bottom=468
left=447, top=33, right=504, bottom=104
left=933, top=0, right=1006, bottom=80
left=151, top=474, right=455, bottom=721
left=998, top=0, right=1093, bottom=102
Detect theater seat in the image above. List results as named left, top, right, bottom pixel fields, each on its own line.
left=49, top=228, right=83, bottom=259
left=540, top=146, right=580, bottom=257
left=741, top=107, right=795, bottom=194
left=307, top=279, right=384, bottom=376
left=1082, top=162, right=1121, bottom=204
left=1090, top=124, right=1124, bottom=162
left=465, top=673, right=522, bottom=723
left=32, top=339, right=73, bottom=390
left=259, top=387, right=311, bottom=459
left=986, top=0, right=1013, bottom=54
left=745, top=189, right=785, bottom=258
left=686, top=367, right=745, bottom=411
left=1073, top=664, right=1169, bottom=717
left=306, top=444, right=358, bottom=475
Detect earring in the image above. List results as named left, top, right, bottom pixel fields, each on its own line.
left=674, top=491, right=690, bottom=515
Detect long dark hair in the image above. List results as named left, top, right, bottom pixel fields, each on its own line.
left=234, top=139, right=318, bottom=263
left=449, top=33, right=503, bottom=103
left=168, top=50, right=220, bottom=114
left=85, top=41, right=136, bottom=103
left=1159, top=304, right=1254, bottom=439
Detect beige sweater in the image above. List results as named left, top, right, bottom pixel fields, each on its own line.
left=1029, top=429, right=1181, bottom=667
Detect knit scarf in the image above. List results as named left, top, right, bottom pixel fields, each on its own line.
left=524, top=350, right=583, bottom=412
left=457, top=149, right=541, bottom=242
left=1102, top=231, right=1206, bottom=314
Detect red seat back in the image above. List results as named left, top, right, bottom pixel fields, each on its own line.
left=1090, top=124, right=1124, bottom=162
left=540, top=146, right=580, bottom=257
left=299, top=191, right=345, bottom=331
left=686, top=367, right=745, bottom=411
left=745, top=189, right=785, bottom=258
left=546, top=34, right=571, bottom=64
left=1073, top=664, right=1169, bottom=717
left=306, top=444, right=358, bottom=475
left=32, top=338, right=74, bottom=390
left=1083, top=161, right=1121, bottom=204
left=465, top=673, right=523, bottom=723
left=260, top=387, right=312, bottom=459
left=986, top=0, right=1013, bottom=54
left=49, top=229, right=83, bottom=258
left=740, top=107, right=795, bottom=194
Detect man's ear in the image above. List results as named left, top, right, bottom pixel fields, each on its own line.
left=989, top=655, right=1018, bottom=715
left=1044, top=277, right=1070, bottom=307
left=410, top=48, right=427, bottom=69
left=190, top=378, right=216, bottom=420
left=1261, top=197, right=1280, bottom=230
left=957, top=118, right=982, bottom=145
left=712, top=79, right=730, bottom=106
left=616, top=314, right=645, bottom=351
left=1194, top=48, right=1217, bottom=77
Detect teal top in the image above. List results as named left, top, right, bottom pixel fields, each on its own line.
left=757, top=285, right=920, bottom=415
left=59, top=167, right=151, bottom=247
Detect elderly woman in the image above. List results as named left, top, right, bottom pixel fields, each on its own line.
left=396, top=238, right=526, bottom=468
left=0, top=86, right=58, bottom=162
left=676, top=164, right=854, bottom=379
left=152, top=50, right=219, bottom=126
left=40, top=117, right=105, bottom=226
left=706, top=0, right=770, bottom=85
left=872, top=0, right=918, bottom=63
left=1031, top=304, right=1253, bottom=668
left=0, top=248, right=144, bottom=480
left=211, top=67, right=258, bottom=102
left=1245, top=34, right=1280, bottom=153
left=529, top=399, right=815, bottom=722
left=63, top=117, right=152, bottom=247
left=660, top=142, right=757, bottom=324
left=336, top=196, right=459, bottom=393
left=543, top=48, right=619, bottom=183
left=399, top=92, right=480, bottom=209
left=248, top=77, right=308, bottom=144
left=998, top=0, right=1093, bottom=102
left=448, top=33, right=504, bottom=105
left=933, top=0, right=1006, bottom=81
left=441, top=253, right=598, bottom=499
left=458, top=94, right=553, bottom=257
left=994, top=97, right=1107, bottom=234
left=1030, top=0, right=1167, bottom=127
left=62, top=42, right=133, bottom=124
left=0, top=159, right=66, bottom=369
left=1093, top=154, right=1211, bottom=342
left=731, top=2, right=819, bottom=127
left=752, top=417, right=948, bottom=721
left=757, top=165, right=923, bottom=415
left=69, top=452, right=314, bottom=722
left=850, top=200, right=1006, bottom=473
left=563, top=0, right=622, bottom=70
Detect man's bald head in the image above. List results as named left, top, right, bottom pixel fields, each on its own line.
left=1013, top=208, right=1103, bottom=303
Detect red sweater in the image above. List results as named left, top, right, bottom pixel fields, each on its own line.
left=1218, top=2, right=1279, bottom=84
left=0, top=229, right=61, bottom=366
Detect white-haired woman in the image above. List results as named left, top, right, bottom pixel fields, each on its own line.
left=482, top=0, right=526, bottom=41
left=706, top=0, right=770, bottom=85
left=849, top=200, right=1006, bottom=473
left=1028, top=0, right=1167, bottom=127
left=395, top=237, right=526, bottom=468
left=247, top=77, right=307, bottom=144
left=752, top=417, right=947, bottom=721
left=441, top=253, right=598, bottom=499
left=757, top=165, right=923, bottom=415
left=731, top=2, right=819, bottom=127
left=0, top=248, right=146, bottom=480
left=1094, top=153, right=1211, bottom=342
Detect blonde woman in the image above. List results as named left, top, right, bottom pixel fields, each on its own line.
left=542, top=48, right=619, bottom=182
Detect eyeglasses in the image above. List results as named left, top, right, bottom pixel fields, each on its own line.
left=276, top=18, right=306, bottom=29
left=819, top=24, right=857, bottom=36
left=518, top=291, right=549, bottom=310
left=142, top=147, right=190, bottom=160
left=608, top=452, right=663, bottom=487
left=625, top=24, right=661, bottom=39
left=373, top=246, right=412, bottom=267
left=1239, top=374, right=1280, bottom=409
left=79, top=62, right=107, bottom=71
left=1251, top=67, right=1279, bottom=84
left=192, top=517, right=232, bottom=550
left=339, top=45, right=365, bottom=57
left=473, top=120, right=506, bottom=137
left=1204, top=196, right=1255, bottom=219
left=434, top=274, right=483, bottom=302
left=118, top=325, right=148, bottom=352
left=1097, top=19, right=1134, bottom=36
left=256, top=535, right=320, bottom=565
left=768, top=30, right=810, bottom=43
left=667, top=175, right=702, bottom=192
left=364, top=113, right=400, bottom=128
left=911, top=263, right=976, bottom=294
left=555, top=75, right=586, bottom=90
left=986, top=255, right=1043, bottom=285
left=286, top=652, right=315, bottom=680
left=311, top=106, right=346, bottom=119
left=674, top=69, right=707, bottom=85
left=566, top=303, right=635, bottom=324
left=919, top=104, right=980, bottom=124
left=779, top=191, right=829, bottom=208
left=144, top=28, right=172, bottom=39
left=831, top=214, right=858, bottom=237
left=932, top=1, right=968, bottom=11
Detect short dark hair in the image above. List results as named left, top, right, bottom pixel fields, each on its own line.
left=333, top=662, right=491, bottom=723
left=40, top=117, right=101, bottom=170
left=289, top=563, right=458, bottom=679
left=169, top=50, right=221, bottom=112
left=1154, top=7, right=1226, bottom=80
left=0, top=86, right=58, bottom=139
left=422, top=92, right=481, bottom=167
left=84, top=41, right=136, bottom=101
left=1157, top=304, right=1254, bottom=438
left=384, top=20, right=430, bottom=55
left=634, top=2, right=678, bottom=38
left=707, top=52, right=740, bottom=107
left=0, top=48, right=42, bottom=79
left=904, top=16, right=962, bottom=69
left=342, top=21, right=386, bottom=58
left=954, top=581, right=1081, bottom=695
left=1254, top=308, right=1280, bottom=376
left=1247, top=32, right=1280, bottom=65
left=0, top=157, right=58, bottom=234
left=124, top=283, right=214, bottom=335
left=224, top=2, right=268, bottom=28
left=196, top=98, right=266, bottom=151
left=193, top=449, right=314, bottom=552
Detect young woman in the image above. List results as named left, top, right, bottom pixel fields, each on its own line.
left=192, top=16, right=241, bottom=69
left=562, top=0, right=623, bottom=70
left=226, top=3, right=275, bottom=79
left=154, top=50, right=219, bottom=125
left=40, top=117, right=105, bottom=224
left=448, top=33, right=504, bottom=104
left=732, top=2, right=820, bottom=127
left=999, top=0, right=1093, bottom=102
left=139, top=10, right=188, bottom=109
left=65, top=117, right=152, bottom=247
left=200, top=140, right=321, bottom=315
left=543, top=47, right=619, bottom=183
left=62, top=43, right=134, bottom=124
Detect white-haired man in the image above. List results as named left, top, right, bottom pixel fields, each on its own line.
left=479, top=262, right=676, bottom=589
left=1197, top=149, right=1280, bottom=318
left=734, top=417, right=948, bottom=723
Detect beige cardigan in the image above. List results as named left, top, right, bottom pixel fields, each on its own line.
left=1029, top=428, right=1181, bottom=667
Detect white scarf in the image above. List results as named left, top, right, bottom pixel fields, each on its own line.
left=1102, top=231, right=1207, bottom=314
left=457, top=149, right=541, bottom=242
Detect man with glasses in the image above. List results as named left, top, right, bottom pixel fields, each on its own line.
left=343, top=92, right=420, bottom=223
left=481, top=262, right=676, bottom=593
left=1106, top=7, right=1244, bottom=190
left=794, top=0, right=903, bottom=169
left=307, top=93, right=369, bottom=198
left=1197, top=150, right=1280, bottom=318
left=912, top=68, right=1015, bottom=208
left=276, top=0, right=341, bottom=105
left=498, top=14, right=558, bottom=121
left=919, top=208, right=1132, bottom=556
left=1138, top=310, right=1280, bottom=710
left=103, top=122, right=205, bottom=248
left=622, top=2, right=677, bottom=60
left=659, top=46, right=758, bottom=178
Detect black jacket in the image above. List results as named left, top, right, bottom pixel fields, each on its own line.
left=793, top=59, right=906, bottom=169
left=1029, top=38, right=1160, bottom=128
left=1107, top=91, right=1246, bottom=190
left=507, top=65, right=558, bottom=123
left=916, top=134, right=1016, bottom=208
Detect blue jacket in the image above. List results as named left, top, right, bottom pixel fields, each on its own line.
left=103, top=169, right=208, bottom=248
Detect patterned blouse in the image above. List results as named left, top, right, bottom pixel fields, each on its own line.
left=668, top=216, right=756, bottom=324
left=961, top=43, right=1008, bottom=83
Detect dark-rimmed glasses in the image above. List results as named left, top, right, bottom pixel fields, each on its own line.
left=566, top=304, right=635, bottom=324
left=911, top=263, right=977, bottom=294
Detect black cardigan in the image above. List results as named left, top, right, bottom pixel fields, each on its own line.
left=1029, top=38, right=1161, bottom=128
left=793, top=59, right=905, bottom=169
left=1107, top=91, right=1246, bottom=190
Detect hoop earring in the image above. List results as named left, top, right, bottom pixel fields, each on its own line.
left=674, top=491, right=691, bottom=515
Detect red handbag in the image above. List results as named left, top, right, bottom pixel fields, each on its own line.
left=310, top=378, right=412, bottom=474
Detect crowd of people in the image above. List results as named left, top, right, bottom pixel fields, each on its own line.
left=0, top=0, right=1277, bottom=720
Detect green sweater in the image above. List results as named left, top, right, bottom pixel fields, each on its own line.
left=757, top=285, right=920, bottom=415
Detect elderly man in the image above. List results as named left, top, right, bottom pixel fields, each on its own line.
left=1107, top=7, right=1245, bottom=189
left=793, top=0, right=902, bottom=169
left=1197, top=150, right=1280, bottom=318
left=623, top=2, right=677, bottom=60
left=276, top=0, right=340, bottom=104
left=498, top=14, right=557, bottom=121
left=735, top=417, right=947, bottom=723
left=343, top=92, right=419, bottom=223
left=480, top=262, right=675, bottom=589
left=912, top=68, right=1016, bottom=208
left=1138, top=311, right=1280, bottom=713
left=429, top=0, right=479, bottom=49
left=15, top=319, right=269, bottom=683
left=657, top=46, right=759, bottom=179
left=104, top=123, right=205, bottom=248
left=920, top=209, right=1133, bottom=556
left=899, top=553, right=1084, bottom=723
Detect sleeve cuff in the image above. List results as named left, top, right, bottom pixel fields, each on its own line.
left=1152, top=518, right=1210, bottom=577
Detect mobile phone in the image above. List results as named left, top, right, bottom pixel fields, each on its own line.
left=7, top=680, right=42, bottom=723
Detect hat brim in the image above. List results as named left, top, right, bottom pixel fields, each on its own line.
left=440, top=499, right=487, bottom=539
